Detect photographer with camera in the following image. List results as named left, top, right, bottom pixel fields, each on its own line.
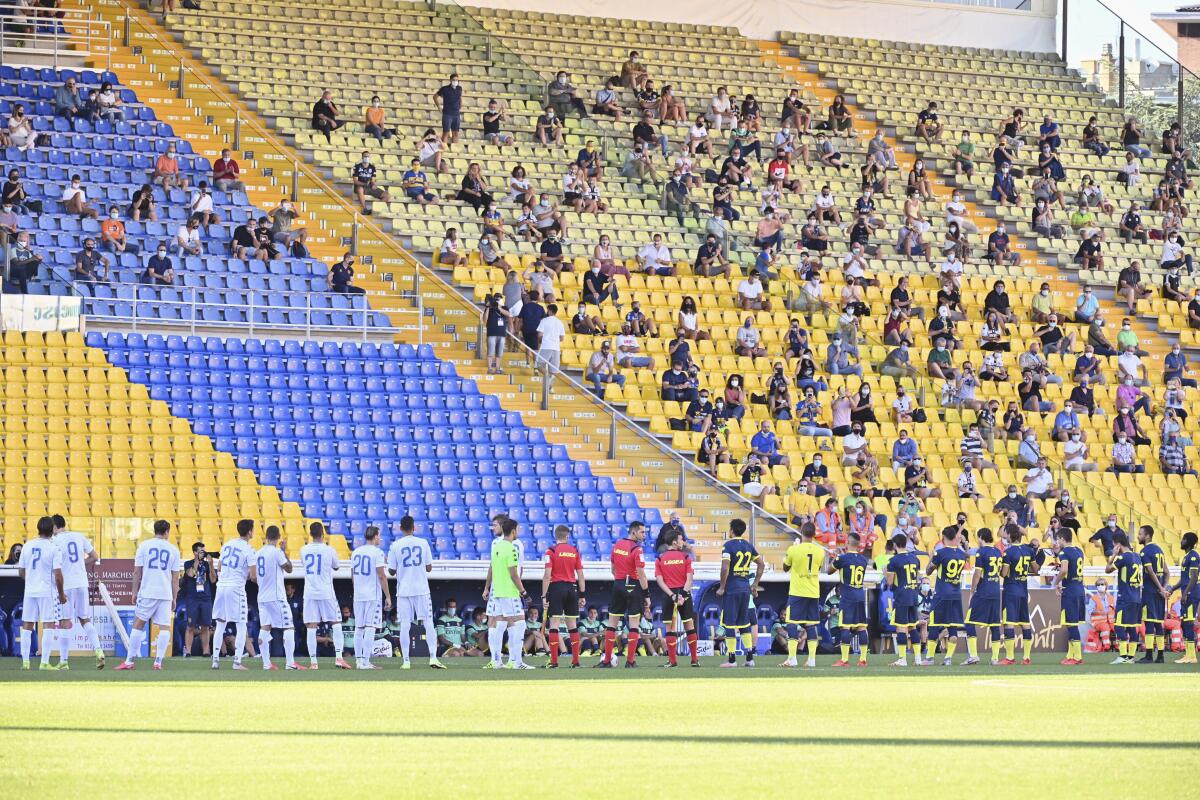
left=180, top=541, right=216, bottom=657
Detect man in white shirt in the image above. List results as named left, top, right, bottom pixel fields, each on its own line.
left=52, top=514, right=103, bottom=668
left=956, top=464, right=980, bottom=498
left=735, top=318, right=766, bottom=358
left=615, top=323, right=653, bottom=369
left=1117, top=346, right=1146, bottom=385
left=174, top=215, right=203, bottom=256
left=737, top=271, right=772, bottom=311
left=189, top=181, right=220, bottom=230
left=535, top=302, right=566, bottom=376
left=60, top=174, right=99, bottom=219
left=210, top=519, right=257, bottom=670
left=351, top=526, right=390, bottom=670
left=939, top=253, right=964, bottom=290
left=300, top=522, right=349, bottom=669
left=387, top=516, right=445, bottom=670
left=116, top=520, right=181, bottom=671
left=18, top=516, right=66, bottom=670
left=637, top=233, right=675, bottom=276
left=1022, top=457, right=1059, bottom=501
left=255, top=525, right=300, bottom=671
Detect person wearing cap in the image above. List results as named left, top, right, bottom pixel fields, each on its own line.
left=585, top=341, right=624, bottom=398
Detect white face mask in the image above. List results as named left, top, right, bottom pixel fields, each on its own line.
left=157, top=250, right=166, bottom=257
left=110, top=211, right=119, bottom=219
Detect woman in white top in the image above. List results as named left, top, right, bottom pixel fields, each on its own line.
left=674, top=149, right=700, bottom=189
left=686, top=115, right=711, bottom=156
left=437, top=226, right=467, bottom=267
left=944, top=192, right=978, bottom=233
left=6, top=104, right=34, bottom=152
left=417, top=128, right=448, bottom=173
left=507, top=165, right=534, bottom=206
left=95, top=81, right=125, bottom=122
left=706, top=87, right=735, bottom=132
left=677, top=295, right=710, bottom=340
left=1119, top=151, right=1141, bottom=188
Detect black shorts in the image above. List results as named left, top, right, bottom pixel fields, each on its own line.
left=546, top=581, right=579, bottom=618
left=608, top=579, right=644, bottom=618
left=662, top=590, right=695, bottom=625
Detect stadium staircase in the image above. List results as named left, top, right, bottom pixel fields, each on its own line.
left=62, top=0, right=787, bottom=562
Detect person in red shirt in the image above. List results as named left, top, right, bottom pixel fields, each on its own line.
left=767, top=147, right=802, bottom=193
left=213, top=148, right=245, bottom=192
left=541, top=525, right=585, bottom=667
left=654, top=531, right=699, bottom=666
left=601, top=521, right=649, bottom=667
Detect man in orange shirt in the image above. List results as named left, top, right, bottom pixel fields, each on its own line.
left=814, top=497, right=844, bottom=549
left=99, top=205, right=138, bottom=255
left=1087, top=578, right=1115, bottom=652
left=153, top=144, right=189, bottom=192
left=364, top=95, right=394, bottom=142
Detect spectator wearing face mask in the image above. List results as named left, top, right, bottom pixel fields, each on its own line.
left=1089, top=516, right=1127, bottom=555
left=99, top=205, right=139, bottom=255
left=61, top=174, right=99, bottom=220
left=432, top=75, right=461, bottom=145
left=143, top=245, right=174, bottom=286
left=213, top=148, right=245, bottom=192
left=73, top=237, right=110, bottom=285
left=3, top=231, right=42, bottom=294
left=363, top=95, right=395, bottom=141
left=993, top=484, right=1035, bottom=529
left=585, top=340, right=624, bottom=399
left=534, top=106, right=564, bottom=147
left=174, top=214, right=203, bottom=256
left=1112, top=406, right=1151, bottom=447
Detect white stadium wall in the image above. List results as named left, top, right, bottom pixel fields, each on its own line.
left=451, top=0, right=1058, bottom=54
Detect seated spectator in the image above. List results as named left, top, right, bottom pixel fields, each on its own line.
left=231, top=213, right=261, bottom=260
left=311, top=89, right=344, bottom=143
left=1163, top=262, right=1188, bottom=304
left=2, top=231, right=41, bottom=294
left=153, top=144, right=189, bottom=192
left=1074, top=286, right=1100, bottom=325
left=1063, top=432, right=1097, bottom=472
left=592, top=79, right=624, bottom=121
left=1018, top=371, right=1053, bottom=414
left=983, top=279, right=1016, bottom=323
left=1052, top=400, right=1083, bottom=442
left=1035, top=314, right=1074, bottom=355
left=879, top=342, right=918, bottom=382
left=915, top=101, right=942, bottom=142
left=417, top=128, right=449, bottom=174
left=127, top=183, right=156, bottom=222
left=61, top=174, right=98, bottom=219
left=737, top=271, right=771, bottom=312
left=991, top=164, right=1019, bottom=205
left=1122, top=117, right=1151, bottom=158
left=534, top=106, right=564, bottom=147
left=546, top=71, right=587, bottom=119
left=401, top=159, right=437, bottom=206
left=571, top=302, right=606, bottom=336
left=363, top=95, right=395, bottom=141
left=1081, top=116, right=1110, bottom=156
left=1023, top=457, right=1060, bottom=501
left=455, top=162, right=493, bottom=215
left=1109, top=430, right=1143, bottom=473
left=582, top=262, right=617, bottom=307
left=826, top=333, right=861, bottom=377
left=1073, top=343, right=1104, bottom=385
left=693, top=233, right=732, bottom=280
left=1119, top=202, right=1149, bottom=244
left=73, top=237, right=110, bottom=284
left=94, top=81, right=124, bottom=122
left=620, top=50, right=649, bottom=91
left=253, top=216, right=280, bottom=260
left=620, top=142, right=660, bottom=188
left=1070, top=376, right=1103, bottom=415
left=3, top=169, right=39, bottom=215
left=661, top=360, right=698, bottom=403
left=53, top=76, right=95, bottom=121
left=6, top=103, right=35, bottom=153
left=1160, top=434, right=1196, bottom=476
left=1164, top=344, right=1197, bottom=388
left=142, top=244, right=174, bottom=286
left=986, top=223, right=1019, bottom=266
left=735, top=317, right=766, bottom=358
left=637, top=233, right=675, bottom=277
left=212, top=148, right=245, bottom=192
left=99, top=206, right=138, bottom=255
left=523, top=260, right=555, bottom=305
left=613, top=324, right=653, bottom=370
left=586, top=341, right=624, bottom=398
left=661, top=169, right=700, bottom=226
left=697, top=428, right=731, bottom=473
left=927, top=338, right=956, bottom=381
left=750, top=421, right=790, bottom=467
left=352, top=151, right=391, bottom=213
left=815, top=132, right=843, bottom=168
left=330, top=253, right=365, bottom=296
left=706, top=86, right=735, bottom=132
left=189, top=182, right=219, bottom=232
left=174, top=214, right=203, bottom=256
left=621, top=300, right=654, bottom=338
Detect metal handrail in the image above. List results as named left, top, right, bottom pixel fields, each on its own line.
left=72, top=280, right=423, bottom=342
left=0, top=12, right=111, bottom=72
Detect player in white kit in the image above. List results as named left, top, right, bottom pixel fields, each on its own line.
left=210, top=519, right=257, bottom=670
left=350, top=526, right=390, bottom=670
left=116, top=520, right=182, bottom=670
left=17, top=517, right=66, bottom=670
left=255, top=525, right=303, bottom=670
left=52, top=514, right=104, bottom=669
left=300, top=522, right=350, bottom=669
left=386, top=516, right=445, bottom=670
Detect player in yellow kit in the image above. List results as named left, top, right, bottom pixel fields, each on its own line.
left=781, top=522, right=827, bottom=668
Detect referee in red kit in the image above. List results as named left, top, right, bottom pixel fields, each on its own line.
left=600, top=521, right=649, bottom=668
left=541, top=524, right=585, bottom=667
left=655, top=531, right=699, bottom=667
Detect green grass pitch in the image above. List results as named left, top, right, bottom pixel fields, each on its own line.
left=1, top=656, right=1195, bottom=798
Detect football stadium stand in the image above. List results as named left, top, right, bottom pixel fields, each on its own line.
left=0, top=0, right=1195, bottom=576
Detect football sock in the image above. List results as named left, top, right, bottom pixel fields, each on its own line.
left=398, top=618, right=412, bottom=662
left=967, top=636, right=979, bottom=659
left=787, top=638, right=799, bottom=659
left=352, top=628, right=363, bottom=664
left=283, top=629, right=295, bottom=664
left=991, top=636, right=1002, bottom=661
left=665, top=633, right=677, bottom=665
left=488, top=623, right=506, bottom=664
left=259, top=630, right=272, bottom=666
left=41, top=628, right=55, bottom=665
left=925, top=640, right=936, bottom=661
left=857, top=630, right=868, bottom=660
left=508, top=621, right=526, bottom=665
left=1187, top=642, right=1197, bottom=660
left=233, top=623, right=247, bottom=665
left=570, top=629, right=582, bottom=663
left=806, top=635, right=818, bottom=662
left=1004, top=632, right=1016, bottom=661
left=1157, top=633, right=1167, bottom=653
left=58, top=627, right=71, bottom=663
left=839, top=629, right=851, bottom=662
left=945, top=636, right=958, bottom=660
left=126, top=627, right=145, bottom=664
left=421, top=617, right=438, bottom=659
left=19, top=628, right=32, bottom=663
left=625, top=631, right=639, bottom=663
left=742, top=632, right=755, bottom=659
left=548, top=629, right=561, bottom=665
left=896, top=631, right=908, bottom=658
left=82, top=621, right=100, bottom=650
left=1021, top=636, right=1033, bottom=661
left=211, top=621, right=225, bottom=660
left=602, top=627, right=616, bottom=662
left=333, top=624, right=345, bottom=660
left=361, top=626, right=376, bottom=663
left=307, top=628, right=318, bottom=662
left=154, top=629, right=170, bottom=664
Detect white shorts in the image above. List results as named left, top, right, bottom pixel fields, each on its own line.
left=395, top=594, right=433, bottom=623
left=212, top=587, right=248, bottom=623
left=258, top=599, right=294, bottom=629
left=486, top=596, right=523, bottom=618
left=303, top=597, right=340, bottom=624
left=22, top=596, right=59, bottom=624
left=743, top=482, right=764, bottom=498
left=353, top=599, right=382, bottom=628
left=57, top=587, right=91, bottom=621
left=134, top=597, right=172, bottom=626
